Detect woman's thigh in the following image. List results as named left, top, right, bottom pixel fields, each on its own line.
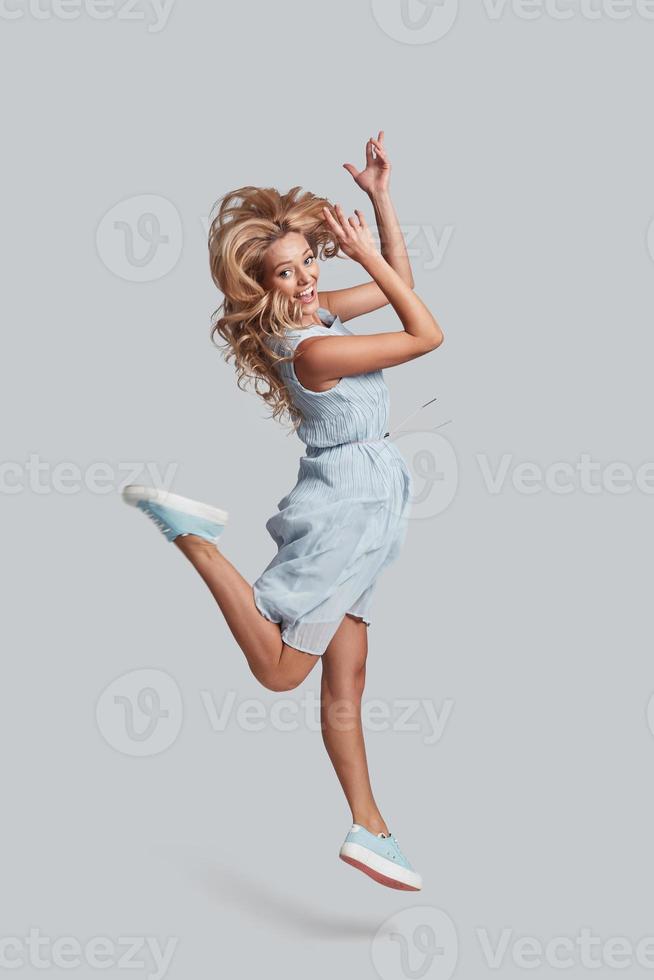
left=275, top=613, right=369, bottom=692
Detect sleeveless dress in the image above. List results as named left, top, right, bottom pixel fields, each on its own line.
left=252, top=307, right=413, bottom=656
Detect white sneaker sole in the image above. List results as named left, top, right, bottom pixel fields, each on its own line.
left=339, top=842, right=422, bottom=891
left=122, top=485, right=229, bottom=525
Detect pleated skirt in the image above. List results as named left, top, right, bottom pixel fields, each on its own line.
left=252, top=439, right=412, bottom=656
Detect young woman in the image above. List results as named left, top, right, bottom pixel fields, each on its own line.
left=123, top=132, right=443, bottom=891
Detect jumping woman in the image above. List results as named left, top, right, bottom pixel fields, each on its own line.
left=122, top=131, right=444, bottom=891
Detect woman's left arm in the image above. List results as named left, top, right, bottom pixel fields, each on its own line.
left=319, top=132, right=416, bottom=322
left=369, top=189, right=415, bottom=289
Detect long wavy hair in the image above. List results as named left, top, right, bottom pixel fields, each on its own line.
left=209, top=185, right=343, bottom=432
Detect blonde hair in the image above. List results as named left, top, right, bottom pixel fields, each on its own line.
left=208, top=185, right=342, bottom=432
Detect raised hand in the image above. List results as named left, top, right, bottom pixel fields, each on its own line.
left=342, top=131, right=391, bottom=197
left=321, top=204, right=380, bottom=265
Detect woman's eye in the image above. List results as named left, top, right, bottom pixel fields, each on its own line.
left=280, top=256, right=313, bottom=279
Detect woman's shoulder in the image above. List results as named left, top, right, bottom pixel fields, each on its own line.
left=287, top=307, right=335, bottom=332
left=282, top=308, right=340, bottom=344
left=264, top=308, right=350, bottom=355
left=315, top=306, right=354, bottom=336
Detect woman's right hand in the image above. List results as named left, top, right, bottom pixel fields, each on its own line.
left=322, top=204, right=380, bottom=266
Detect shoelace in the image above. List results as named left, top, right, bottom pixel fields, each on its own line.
left=140, top=503, right=173, bottom=537
left=382, top=833, right=408, bottom=863
left=374, top=836, right=409, bottom=867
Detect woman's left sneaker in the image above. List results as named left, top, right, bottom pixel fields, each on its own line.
left=339, top=824, right=422, bottom=891
left=122, top=485, right=228, bottom=546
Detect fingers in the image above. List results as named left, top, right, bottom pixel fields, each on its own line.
left=336, top=204, right=361, bottom=233
left=348, top=209, right=366, bottom=230
left=370, top=135, right=388, bottom=161
left=322, top=204, right=353, bottom=238
left=333, top=203, right=353, bottom=235
left=322, top=206, right=344, bottom=241
left=322, top=204, right=367, bottom=239
left=322, top=203, right=343, bottom=228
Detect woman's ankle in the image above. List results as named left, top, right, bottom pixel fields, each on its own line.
left=174, top=534, right=221, bottom=559
left=352, top=812, right=389, bottom=836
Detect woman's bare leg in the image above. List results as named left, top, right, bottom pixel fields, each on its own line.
left=320, top=613, right=390, bottom=837
left=175, top=535, right=387, bottom=828
left=173, top=535, right=320, bottom=692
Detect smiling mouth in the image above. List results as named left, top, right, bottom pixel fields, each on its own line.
left=295, top=285, right=315, bottom=302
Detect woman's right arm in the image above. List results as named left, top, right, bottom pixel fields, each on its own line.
left=295, top=207, right=444, bottom=388
left=360, top=248, right=443, bottom=349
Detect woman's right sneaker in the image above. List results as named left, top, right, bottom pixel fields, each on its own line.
left=122, top=485, right=228, bottom=546
left=339, top=824, right=422, bottom=891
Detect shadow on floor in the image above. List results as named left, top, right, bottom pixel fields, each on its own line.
left=192, top=859, right=385, bottom=941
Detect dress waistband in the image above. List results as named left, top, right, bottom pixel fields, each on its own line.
left=346, top=432, right=390, bottom=445
left=306, top=432, right=390, bottom=452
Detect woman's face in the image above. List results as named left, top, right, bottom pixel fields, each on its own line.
left=261, top=232, right=320, bottom=321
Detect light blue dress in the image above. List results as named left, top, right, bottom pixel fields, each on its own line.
left=252, top=307, right=413, bottom=656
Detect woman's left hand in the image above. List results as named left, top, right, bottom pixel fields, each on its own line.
left=343, top=131, right=391, bottom=196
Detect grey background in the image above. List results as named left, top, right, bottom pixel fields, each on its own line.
left=2, top=1, right=653, bottom=977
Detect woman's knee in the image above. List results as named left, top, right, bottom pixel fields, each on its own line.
left=256, top=645, right=320, bottom=692
left=253, top=668, right=303, bottom=693
left=321, top=662, right=366, bottom=700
